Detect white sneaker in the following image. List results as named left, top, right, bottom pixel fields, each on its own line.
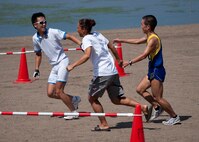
left=162, top=115, right=180, bottom=125
left=64, top=111, right=79, bottom=120
left=150, top=106, right=164, bottom=121
left=72, top=96, right=81, bottom=110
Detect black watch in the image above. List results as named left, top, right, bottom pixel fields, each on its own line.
left=129, top=60, right=133, bottom=66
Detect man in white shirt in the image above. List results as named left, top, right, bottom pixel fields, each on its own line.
left=31, top=12, right=81, bottom=120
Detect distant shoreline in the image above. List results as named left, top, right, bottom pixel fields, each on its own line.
left=0, top=23, right=198, bottom=39
left=0, top=23, right=198, bottom=51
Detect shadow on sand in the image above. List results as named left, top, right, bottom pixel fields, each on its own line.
left=110, top=115, right=191, bottom=130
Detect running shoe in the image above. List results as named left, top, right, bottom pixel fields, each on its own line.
left=64, top=110, right=79, bottom=120
left=72, top=96, right=81, bottom=110
left=150, top=106, right=164, bottom=121
left=144, top=105, right=153, bottom=122
left=162, top=115, right=180, bottom=125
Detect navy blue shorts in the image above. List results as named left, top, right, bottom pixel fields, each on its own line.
left=148, top=66, right=166, bottom=82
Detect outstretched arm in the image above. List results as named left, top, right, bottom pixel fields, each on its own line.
left=123, top=37, right=158, bottom=67
left=113, top=36, right=147, bottom=44
left=67, top=47, right=91, bottom=71
left=66, top=33, right=81, bottom=45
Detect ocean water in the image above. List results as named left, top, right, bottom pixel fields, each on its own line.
left=0, top=0, right=199, bottom=37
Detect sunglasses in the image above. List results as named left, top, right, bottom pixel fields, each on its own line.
left=35, top=20, right=47, bottom=25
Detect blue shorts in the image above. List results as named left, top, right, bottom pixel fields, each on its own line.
left=148, top=66, right=166, bottom=82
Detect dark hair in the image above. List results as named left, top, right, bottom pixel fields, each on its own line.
left=142, top=15, right=157, bottom=31
left=79, top=19, right=96, bottom=33
left=31, top=12, right=46, bottom=25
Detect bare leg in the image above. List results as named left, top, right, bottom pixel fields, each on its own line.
left=109, top=95, right=148, bottom=114
left=136, top=76, right=159, bottom=108
left=151, top=79, right=177, bottom=117
left=47, top=83, right=61, bottom=99
left=47, top=82, right=75, bottom=111
left=88, top=95, right=109, bottom=128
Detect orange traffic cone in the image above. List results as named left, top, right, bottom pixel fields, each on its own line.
left=130, top=105, right=145, bottom=142
left=115, top=43, right=127, bottom=77
left=14, top=48, right=31, bottom=83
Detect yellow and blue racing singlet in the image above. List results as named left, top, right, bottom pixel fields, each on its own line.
left=147, top=34, right=166, bottom=82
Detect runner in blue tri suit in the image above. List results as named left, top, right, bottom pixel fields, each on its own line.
left=113, top=15, right=180, bottom=125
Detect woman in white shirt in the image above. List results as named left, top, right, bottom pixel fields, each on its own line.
left=67, top=18, right=151, bottom=131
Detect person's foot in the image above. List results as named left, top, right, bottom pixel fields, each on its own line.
left=143, top=105, right=153, bottom=122
left=149, top=105, right=164, bottom=121
left=64, top=110, right=79, bottom=120
left=72, top=96, right=81, bottom=110
left=91, top=125, right=111, bottom=132
left=162, top=115, right=181, bottom=125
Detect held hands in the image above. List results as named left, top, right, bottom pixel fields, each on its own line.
left=117, top=59, right=123, bottom=67
left=122, top=60, right=132, bottom=68
left=117, top=60, right=132, bottom=68
left=33, top=69, right=40, bottom=78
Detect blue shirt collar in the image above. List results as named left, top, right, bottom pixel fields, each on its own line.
left=36, top=28, right=48, bottom=40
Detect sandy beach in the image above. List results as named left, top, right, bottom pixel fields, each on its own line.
left=0, top=24, right=199, bottom=142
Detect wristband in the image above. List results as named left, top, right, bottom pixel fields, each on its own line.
left=33, top=69, right=40, bottom=78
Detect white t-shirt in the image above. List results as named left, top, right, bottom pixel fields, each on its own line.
left=33, top=28, right=68, bottom=65
left=81, top=31, right=118, bottom=76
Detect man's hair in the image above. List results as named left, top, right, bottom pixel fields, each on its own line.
left=31, top=12, right=46, bottom=25
left=142, top=15, right=157, bottom=31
